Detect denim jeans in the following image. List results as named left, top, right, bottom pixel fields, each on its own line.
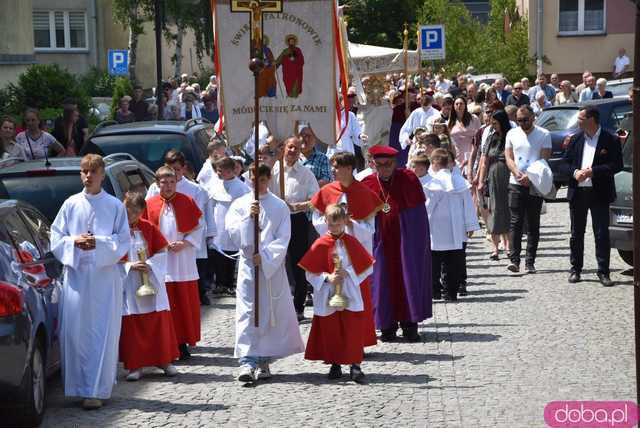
left=239, top=356, right=271, bottom=369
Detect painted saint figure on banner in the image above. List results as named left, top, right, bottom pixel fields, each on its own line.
left=276, top=34, right=304, bottom=98
left=258, top=35, right=277, bottom=98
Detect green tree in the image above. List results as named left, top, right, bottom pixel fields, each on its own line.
left=5, top=64, right=90, bottom=116
left=344, top=0, right=421, bottom=48
left=164, top=0, right=214, bottom=75
left=112, top=0, right=154, bottom=84
left=417, top=0, right=482, bottom=75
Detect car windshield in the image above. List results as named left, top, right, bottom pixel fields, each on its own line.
left=0, top=175, right=84, bottom=221
left=536, top=109, right=579, bottom=132
left=90, top=134, right=189, bottom=171
left=609, top=82, right=632, bottom=98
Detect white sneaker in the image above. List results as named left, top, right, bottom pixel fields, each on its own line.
left=126, top=370, right=142, bottom=381
left=237, top=365, right=255, bottom=382
left=162, top=364, right=178, bottom=377
left=255, top=364, right=272, bottom=380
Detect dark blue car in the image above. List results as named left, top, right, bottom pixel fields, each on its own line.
left=535, top=98, right=631, bottom=186
left=0, top=200, right=62, bottom=427
left=83, top=119, right=213, bottom=175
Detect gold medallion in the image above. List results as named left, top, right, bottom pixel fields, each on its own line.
left=382, top=203, right=391, bottom=214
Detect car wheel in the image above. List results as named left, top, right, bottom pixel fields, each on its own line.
left=618, top=249, right=634, bottom=266
left=19, top=341, right=46, bottom=427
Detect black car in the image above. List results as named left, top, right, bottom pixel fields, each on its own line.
left=535, top=98, right=631, bottom=186
left=0, top=155, right=155, bottom=222
left=609, top=130, right=634, bottom=266
left=0, top=200, right=63, bottom=427
left=84, top=119, right=213, bottom=175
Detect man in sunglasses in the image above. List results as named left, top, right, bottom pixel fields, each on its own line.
left=361, top=145, right=431, bottom=342
left=504, top=105, right=552, bottom=274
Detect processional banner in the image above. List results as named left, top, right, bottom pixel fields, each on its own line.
left=213, top=0, right=338, bottom=147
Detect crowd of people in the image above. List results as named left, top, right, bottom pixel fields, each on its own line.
left=1, top=58, right=627, bottom=411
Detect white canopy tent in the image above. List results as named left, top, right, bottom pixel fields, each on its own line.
left=348, top=42, right=420, bottom=76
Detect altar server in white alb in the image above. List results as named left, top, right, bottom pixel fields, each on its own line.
left=146, top=149, right=216, bottom=305
left=226, top=164, right=304, bottom=383
left=119, top=192, right=179, bottom=382
left=327, top=107, right=366, bottom=158
left=205, top=156, right=251, bottom=294
left=143, top=166, right=204, bottom=361
left=399, top=93, right=441, bottom=150
left=50, top=154, right=131, bottom=410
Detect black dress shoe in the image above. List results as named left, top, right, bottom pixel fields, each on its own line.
left=597, top=273, right=614, bottom=287
left=404, top=331, right=421, bottom=343
left=179, top=344, right=191, bottom=361
left=200, top=294, right=211, bottom=306
left=328, top=364, right=342, bottom=379
left=379, top=332, right=397, bottom=342
left=444, top=292, right=458, bottom=302
left=568, top=272, right=581, bottom=283
left=350, top=364, right=365, bottom=384
left=458, top=282, right=468, bottom=296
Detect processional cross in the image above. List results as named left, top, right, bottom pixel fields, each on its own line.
left=231, top=0, right=283, bottom=58
left=230, top=0, right=283, bottom=328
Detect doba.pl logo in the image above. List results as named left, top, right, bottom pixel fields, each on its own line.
left=544, top=401, right=639, bottom=427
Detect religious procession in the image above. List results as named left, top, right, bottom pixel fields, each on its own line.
left=0, top=0, right=637, bottom=427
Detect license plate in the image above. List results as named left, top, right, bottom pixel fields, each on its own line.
left=616, top=213, right=633, bottom=224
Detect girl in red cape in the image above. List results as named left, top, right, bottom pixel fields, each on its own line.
left=119, top=192, right=179, bottom=381
left=299, top=204, right=374, bottom=384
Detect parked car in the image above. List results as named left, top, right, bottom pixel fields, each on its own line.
left=607, top=77, right=633, bottom=99
left=469, top=73, right=509, bottom=87
left=535, top=98, right=631, bottom=186
left=83, top=119, right=213, bottom=175
left=609, top=130, right=634, bottom=266
left=0, top=200, right=63, bottom=427
left=0, top=154, right=155, bottom=222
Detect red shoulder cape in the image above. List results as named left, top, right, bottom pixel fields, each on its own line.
left=298, top=233, right=374, bottom=276
left=310, top=180, right=384, bottom=220
left=120, top=218, right=168, bottom=262
left=361, top=168, right=425, bottom=211
left=142, top=192, right=202, bottom=234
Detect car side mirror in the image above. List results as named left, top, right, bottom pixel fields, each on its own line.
left=43, top=252, right=63, bottom=279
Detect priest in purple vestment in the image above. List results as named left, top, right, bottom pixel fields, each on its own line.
left=361, top=145, right=432, bottom=342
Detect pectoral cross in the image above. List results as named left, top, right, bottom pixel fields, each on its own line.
left=231, top=0, right=283, bottom=58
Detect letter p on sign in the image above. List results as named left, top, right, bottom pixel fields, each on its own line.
left=419, top=25, right=445, bottom=61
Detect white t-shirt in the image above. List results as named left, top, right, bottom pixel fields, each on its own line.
left=505, top=125, right=552, bottom=185
left=614, top=55, right=630, bottom=74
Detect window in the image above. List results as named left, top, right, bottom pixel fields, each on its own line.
left=559, top=0, right=605, bottom=35
left=33, top=10, right=88, bottom=50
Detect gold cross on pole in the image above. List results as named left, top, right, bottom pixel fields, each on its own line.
left=231, top=0, right=283, bottom=58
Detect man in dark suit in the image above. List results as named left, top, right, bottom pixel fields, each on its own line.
left=562, top=106, right=623, bottom=286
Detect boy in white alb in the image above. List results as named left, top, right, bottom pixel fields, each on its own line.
left=50, top=154, right=130, bottom=410
left=226, top=164, right=304, bottom=383
left=424, top=149, right=479, bottom=301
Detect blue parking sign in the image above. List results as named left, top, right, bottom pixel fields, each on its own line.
left=419, top=25, right=445, bottom=60
left=108, top=50, right=129, bottom=76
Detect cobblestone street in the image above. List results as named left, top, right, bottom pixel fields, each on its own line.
left=42, top=196, right=637, bottom=427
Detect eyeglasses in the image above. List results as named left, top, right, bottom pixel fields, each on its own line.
left=516, top=118, right=531, bottom=124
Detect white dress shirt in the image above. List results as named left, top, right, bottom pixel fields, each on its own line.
left=327, top=110, right=362, bottom=158
left=269, top=160, right=320, bottom=210
left=399, top=106, right=441, bottom=149
left=577, top=127, right=601, bottom=187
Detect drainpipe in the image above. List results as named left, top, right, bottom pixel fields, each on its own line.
left=90, top=0, right=98, bottom=69
left=536, top=0, right=543, bottom=76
